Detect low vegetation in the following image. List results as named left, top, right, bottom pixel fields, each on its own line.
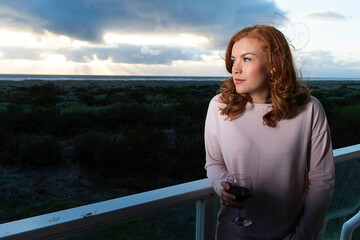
left=0, top=80, right=359, bottom=238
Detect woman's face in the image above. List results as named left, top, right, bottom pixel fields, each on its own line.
left=231, top=37, right=270, bottom=104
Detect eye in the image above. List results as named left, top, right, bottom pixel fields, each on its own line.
left=231, top=59, right=236, bottom=64
left=243, top=57, right=251, bottom=62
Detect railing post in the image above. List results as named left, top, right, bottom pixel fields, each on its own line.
left=196, top=194, right=217, bottom=240
left=340, top=210, right=360, bottom=240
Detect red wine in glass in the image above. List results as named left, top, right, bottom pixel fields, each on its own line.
left=228, top=186, right=251, bottom=203
left=226, top=174, right=252, bottom=226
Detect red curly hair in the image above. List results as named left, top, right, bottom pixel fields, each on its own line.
left=219, top=25, right=310, bottom=128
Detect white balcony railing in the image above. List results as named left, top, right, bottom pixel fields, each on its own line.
left=0, top=144, right=359, bottom=240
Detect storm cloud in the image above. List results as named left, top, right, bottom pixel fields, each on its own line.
left=0, top=0, right=283, bottom=65
left=0, top=0, right=283, bottom=46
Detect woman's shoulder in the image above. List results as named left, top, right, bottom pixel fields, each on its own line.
left=206, top=93, right=227, bottom=119
left=209, top=93, right=225, bottom=108
left=291, top=96, right=327, bottom=123
left=308, top=95, right=322, bottom=105
left=305, top=96, right=326, bottom=113
left=303, top=96, right=329, bottom=129
left=210, top=93, right=222, bottom=102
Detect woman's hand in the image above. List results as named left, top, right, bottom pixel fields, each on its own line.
left=220, top=181, right=244, bottom=209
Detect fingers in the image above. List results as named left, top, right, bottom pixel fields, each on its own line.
left=221, top=181, right=230, bottom=191
left=220, top=181, right=233, bottom=203
left=220, top=181, right=245, bottom=209
left=221, top=189, right=235, bottom=203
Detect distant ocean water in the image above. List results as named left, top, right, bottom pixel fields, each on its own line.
left=0, top=74, right=359, bottom=81
left=0, top=74, right=225, bottom=81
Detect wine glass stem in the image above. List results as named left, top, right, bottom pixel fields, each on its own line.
left=238, top=208, right=244, bottom=220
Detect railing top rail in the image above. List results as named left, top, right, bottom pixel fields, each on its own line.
left=0, top=179, right=215, bottom=240
left=0, top=144, right=359, bottom=239
left=334, top=144, right=360, bottom=163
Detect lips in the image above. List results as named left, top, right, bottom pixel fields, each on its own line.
left=234, top=78, right=245, bottom=84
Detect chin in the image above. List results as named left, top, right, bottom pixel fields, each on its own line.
left=235, top=86, right=247, bottom=95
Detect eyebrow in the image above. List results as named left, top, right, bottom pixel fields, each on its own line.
left=231, top=52, right=256, bottom=58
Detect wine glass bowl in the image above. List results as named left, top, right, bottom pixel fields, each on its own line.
left=226, top=174, right=252, bottom=226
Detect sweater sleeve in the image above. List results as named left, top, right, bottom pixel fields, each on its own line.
left=285, top=99, right=335, bottom=240
left=204, top=96, right=229, bottom=196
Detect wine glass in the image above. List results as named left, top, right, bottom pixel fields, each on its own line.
left=226, top=174, right=252, bottom=226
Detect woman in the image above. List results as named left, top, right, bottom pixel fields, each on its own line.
left=204, top=25, right=335, bottom=239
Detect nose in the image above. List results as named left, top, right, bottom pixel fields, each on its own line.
left=232, top=61, right=241, bottom=74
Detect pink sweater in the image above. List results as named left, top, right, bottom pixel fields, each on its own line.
left=204, top=94, right=335, bottom=240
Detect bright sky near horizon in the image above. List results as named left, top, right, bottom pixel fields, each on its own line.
left=0, top=0, right=359, bottom=77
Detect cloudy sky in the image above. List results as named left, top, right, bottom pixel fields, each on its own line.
left=0, top=0, right=359, bottom=77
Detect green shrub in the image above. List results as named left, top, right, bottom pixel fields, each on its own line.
left=26, top=82, right=65, bottom=96
left=123, top=125, right=168, bottom=175
left=34, top=94, right=59, bottom=107
left=0, top=102, right=12, bottom=112
left=72, top=131, right=109, bottom=167
left=169, top=134, right=205, bottom=179
left=71, top=126, right=171, bottom=180
left=101, top=102, right=146, bottom=129
left=56, top=101, right=82, bottom=110
left=61, top=106, right=105, bottom=135
left=104, top=92, right=134, bottom=105
left=72, top=131, right=132, bottom=178
left=0, top=122, right=13, bottom=150
left=18, top=107, right=63, bottom=136
left=61, top=104, right=106, bottom=114
left=330, top=105, right=360, bottom=148
left=74, top=91, right=95, bottom=106
left=17, top=134, right=62, bottom=167
left=0, top=122, right=18, bottom=165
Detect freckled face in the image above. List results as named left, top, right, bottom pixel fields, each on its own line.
left=231, top=37, right=270, bottom=103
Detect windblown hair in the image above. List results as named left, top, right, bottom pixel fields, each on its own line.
left=219, top=25, right=310, bottom=128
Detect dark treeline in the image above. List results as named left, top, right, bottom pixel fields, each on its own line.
left=0, top=82, right=218, bottom=191
left=1, top=81, right=360, bottom=186
left=311, top=84, right=360, bottom=148
left=0, top=81, right=359, bottom=190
